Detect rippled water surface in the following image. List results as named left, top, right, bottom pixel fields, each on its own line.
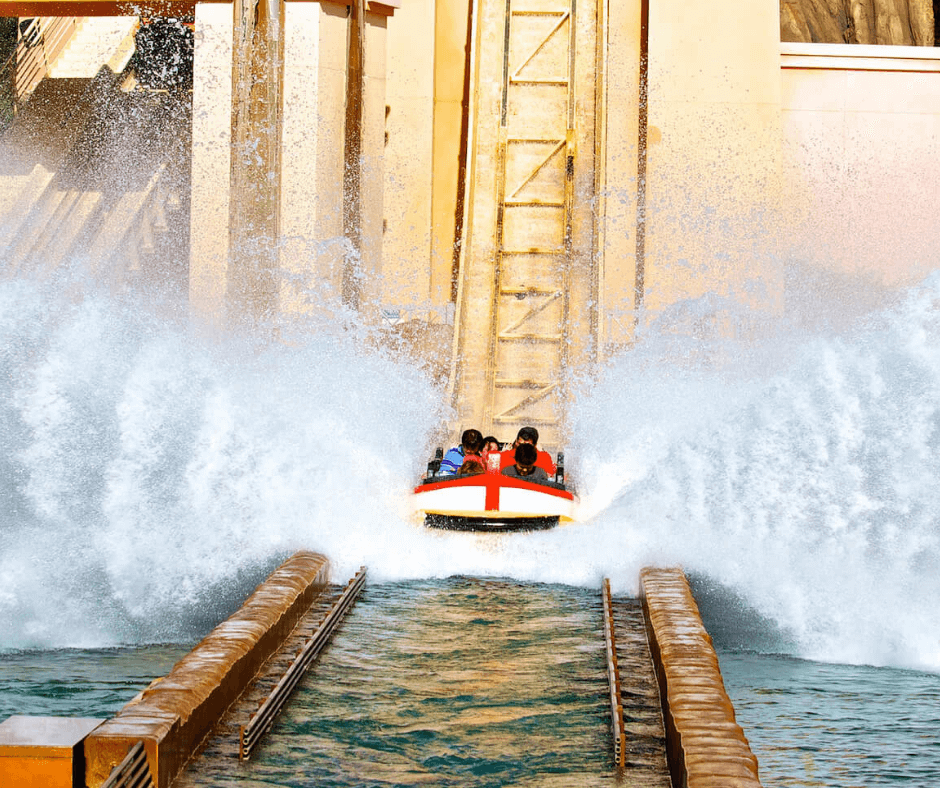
left=0, top=645, right=188, bottom=720
left=191, top=579, right=616, bottom=787
left=721, top=651, right=940, bottom=787
left=2, top=583, right=940, bottom=786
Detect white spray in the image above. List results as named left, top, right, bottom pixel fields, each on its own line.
left=2, top=268, right=940, bottom=672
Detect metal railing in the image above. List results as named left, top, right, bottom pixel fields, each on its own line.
left=0, top=17, right=80, bottom=119
left=603, top=578, right=626, bottom=768
left=239, top=566, right=367, bottom=759
left=101, top=741, right=155, bottom=788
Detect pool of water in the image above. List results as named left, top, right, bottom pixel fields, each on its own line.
left=0, top=644, right=188, bottom=720
left=2, top=582, right=939, bottom=786
left=180, top=579, right=618, bottom=788
left=720, top=650, right=940, bottom=787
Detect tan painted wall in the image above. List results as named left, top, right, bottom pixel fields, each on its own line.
left=383, top=0, right=436, bottom=312
left=597, top=0, right=642, bottom=351
left=189, top=2, right=233, bottom=330
left=780, top=42, right=940, bottom=288
left=643, top=0, right=784, bottom=327
left=360, top=9, right=390, bottom=320
left=381, top=0, right=467, bottom=328
left=431, top=0, right=470, bottom=308
left=279, top=2, right=348, bottom=316
left=189, top=0, right=393, bottom=328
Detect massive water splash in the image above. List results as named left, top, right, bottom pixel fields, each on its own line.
left=2, top=263, right=939, bottom=673
left=570, top=273, right=940, bottom=673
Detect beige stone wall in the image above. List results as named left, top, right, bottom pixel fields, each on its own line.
left=383, top=0, right=436, bottom=311
left=431, top=0, right=470, bottom=308
left=780, top=42, right=940, bottom=288
left=189, top=2, right=233, bottom=330
left=360, top=9, right=391, bottom=320
left=183, top=0, right=940, bottom=338
left=597, top=0, right=642, bottom=350
left=279, top=2, right=348, bottom=316
left=643, top=0, right=785, bottom=326
left=381, top=0, right=468, bottom=329
left=189, top=0, right=394, bottom=327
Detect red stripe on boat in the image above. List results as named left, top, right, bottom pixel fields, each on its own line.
left=414, top=473, right=574, bottom=500
left=484, top=474, right=500, bottom=511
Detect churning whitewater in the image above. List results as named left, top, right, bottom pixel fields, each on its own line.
left=1, top=270, right=939, bottom=673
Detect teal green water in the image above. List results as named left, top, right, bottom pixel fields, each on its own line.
left=239, top=580, right=614, bottom=787
left=2, top=581, right=939, bottom=786
left=0, top=645, right=188, bottom=720
left=721, top=651, right=940, bottom=787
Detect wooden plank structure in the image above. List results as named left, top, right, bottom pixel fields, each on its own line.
left=603, top=581, right=672, bottom=786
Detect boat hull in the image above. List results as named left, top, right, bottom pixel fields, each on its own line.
left=413, top=473, right=576, bottom=531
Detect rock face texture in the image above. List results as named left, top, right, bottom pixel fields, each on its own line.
left=781, top=0, right=936, bottom=45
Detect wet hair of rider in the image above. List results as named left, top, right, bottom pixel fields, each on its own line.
left=461, top=429, right=484, bottom=454
left=515, top=426, right=539, bottom=446
left=458, top=458, right=485, bottom=476
left=513, top=442, right=538, bottom=472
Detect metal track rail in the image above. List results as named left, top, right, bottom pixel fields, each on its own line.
left=101, top=741, right=154, bottom=788
left=239, top=566, right=367, bottom=760
left=602, top=578, right=626, bottom=768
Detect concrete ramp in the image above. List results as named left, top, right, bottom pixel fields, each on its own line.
left=450, top=0, right=603, bottom=450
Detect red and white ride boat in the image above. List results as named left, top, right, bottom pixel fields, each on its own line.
left=413, top=453, right=577, bottom=532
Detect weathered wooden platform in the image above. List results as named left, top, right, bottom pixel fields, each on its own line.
left=609, top=597, right=672, bottom=786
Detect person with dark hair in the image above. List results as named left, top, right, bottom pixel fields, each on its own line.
left=502, top=442, right=549, bottom=483
left=481, top=435, right=501, bottom=472
left=438, top=428, right=484, bottom=476
left=482, top=435, right=500, bottom=454
left=498, top=426, right=556, bottom=475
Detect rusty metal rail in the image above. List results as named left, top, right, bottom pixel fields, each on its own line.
left=239, top=566, right=367, bottom=760
left=602, top=577, right=626, bottom=768
left=101, top=741, right=154, bottom=788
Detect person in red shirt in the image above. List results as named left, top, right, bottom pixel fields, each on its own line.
left=498, top=426, right=556, bottom=476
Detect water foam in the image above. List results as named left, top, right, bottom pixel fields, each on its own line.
left=567, top=276, right=940, bottom=672
left=3, top=269, right=940, bottom=672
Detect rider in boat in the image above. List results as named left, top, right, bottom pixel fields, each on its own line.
left=497, top=426, right=556, bottom=476
left=438, top=428, right=484, bottom=476
left=501, top=443, right=549, bottom=484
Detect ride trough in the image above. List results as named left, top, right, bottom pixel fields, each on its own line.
left=413, top=449, right=577, bottom=532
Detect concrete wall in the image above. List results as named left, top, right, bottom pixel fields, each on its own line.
left=779, top=42, right=940, bottom=289
left=279, top=2, right=346, bottom=315
left=382, top=0, right=435, bottom=312
left=188, top=0, right=396, bottom=330
left=8, top=0, right=940, bottom=339
left=597, top=0, right=641, bottom=350
left=189, top=2, right=233, bottom=329
left=642, top=0, right=784, bottom=326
